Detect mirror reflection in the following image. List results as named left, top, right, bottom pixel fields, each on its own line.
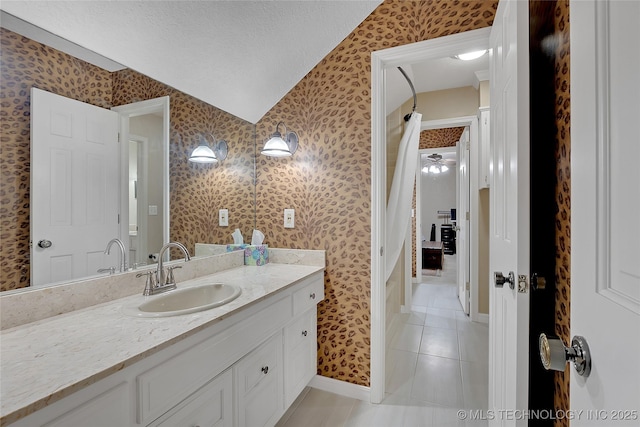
left=0, top=26, right=257, bottom=293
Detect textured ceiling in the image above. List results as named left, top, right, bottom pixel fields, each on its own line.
left=0, top=1, right=381, bottom=124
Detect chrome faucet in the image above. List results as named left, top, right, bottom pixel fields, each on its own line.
left=104, top=238, right=127, bottom=273
left=138, top=242, right=191, bottom=296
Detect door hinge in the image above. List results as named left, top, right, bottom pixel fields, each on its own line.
left=117, top=132, right=121, bottom=143
left=466, top=141, right=470, bottom=150
left=466, top=211, right=470, bottom=220
left=117, top=214, right=120, bottom=224
left=466, top=281, right=470, bottom=291
left=518, top=275, right=528, bottom=293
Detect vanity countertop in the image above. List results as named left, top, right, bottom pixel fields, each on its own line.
left=0, top=263, right=324, bottom=425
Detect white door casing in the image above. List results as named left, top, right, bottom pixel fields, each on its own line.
left=371, top=27, right=491, bottom=403
left=31, top=88, right=120, bottom=286
left=571, top=1, right=640, bottom=424
left=112, top=97, right=170, bottom=263
left=457, top=126, right=470, bottom=314
left=488, top=0, right=530, bottom=426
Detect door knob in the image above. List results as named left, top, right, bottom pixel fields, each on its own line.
left=539, top=333, right=591, bottom=377
left=494, top=271, right=515, bottom=289
left=37, top=239, right=53, bottom=249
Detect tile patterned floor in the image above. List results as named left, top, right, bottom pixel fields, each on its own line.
left=277, top=255, right=489, bottom=427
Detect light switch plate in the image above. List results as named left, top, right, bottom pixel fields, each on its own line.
left=148, top=205, right=158, bottom=216
left=219, top=209, right=229, bottom=227
left=284, top=209, right=295, bottom=228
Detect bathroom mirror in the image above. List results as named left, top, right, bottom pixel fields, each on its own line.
left=0, top=25, right=257, bottom=293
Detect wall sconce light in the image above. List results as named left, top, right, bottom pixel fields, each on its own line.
left=188, top=133, right=228, bottom=164
left=261, top=122, right=299, bottom=157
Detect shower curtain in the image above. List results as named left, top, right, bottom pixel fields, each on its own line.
left=385, top=111, right=422, bottom=281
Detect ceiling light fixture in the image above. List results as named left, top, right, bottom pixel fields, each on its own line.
left=454, top=49, right=488, bottom=61
left=422, top=153, right=451, bottom=175
left=261, top=122, right=299, bottom=157
left=188, top=133, right=228, bottom=164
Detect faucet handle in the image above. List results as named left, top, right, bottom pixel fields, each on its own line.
left=97, top=267, right=116, bottom=275
left=137, top=271, right=158, bottom=296
left=165, top=265, right=182, bottom=286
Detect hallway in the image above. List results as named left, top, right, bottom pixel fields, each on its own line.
left=277, top=255, right=489, bottom=427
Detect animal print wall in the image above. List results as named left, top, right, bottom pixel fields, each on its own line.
left=255, top=1, right=496, bottom=386
left=112, top=70, right=255, bottom=256
left=0, top=28, right=255, bottom=291
left=552, top=0, right=571, bottom=424
left=0, top=28, right=113, bottom=291
left=412, top=127, right=465, bottom=278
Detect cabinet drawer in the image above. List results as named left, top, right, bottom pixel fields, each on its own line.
left=152, top=369, right=232, bottom=427
left=236, top=333, right=281, bottom=396
left=136, top=295, right=290, bottom=425
left=292, top=275, right=324, bottom=316
left=284, top=308, right=315, bottom=352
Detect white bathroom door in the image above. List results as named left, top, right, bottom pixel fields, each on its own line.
left=488, top=0, right=530, bottom=425
left=457, top=127, right=470, bottom=314
left=31, top=88, right=120, bottom=286
left=570, top=1, right=640, bottom=424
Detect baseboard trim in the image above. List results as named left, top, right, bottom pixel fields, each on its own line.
left=308, top=375, right=371, bottom=402
left=476, top=313, right=489, bottom=324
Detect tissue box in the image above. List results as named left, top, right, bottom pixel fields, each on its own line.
left=226, top=244, right=269, bottom=265
left=244, top=245, right=269, bottom=266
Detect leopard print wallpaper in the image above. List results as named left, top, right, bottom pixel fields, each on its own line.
left=0, top=28, right=113, bottom=290
left=255, top=1, right=496, bottom=386
left=552, top=0, right=571, bottom=424
left=412, top=127, right=465, bottom=278
left=111, top=70, right=255, bottom=257
left=0, top=28, right=255, bottom=291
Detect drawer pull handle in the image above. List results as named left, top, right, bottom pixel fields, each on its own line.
left=310, top=292, right=316, bottom=299
left=302, top=330, right=308, bottom=336
left=261, top=366, right=269, bottom=374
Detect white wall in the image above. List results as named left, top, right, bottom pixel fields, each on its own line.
left=420, top=168, right=456, bottom=242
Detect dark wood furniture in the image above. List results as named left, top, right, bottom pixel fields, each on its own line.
left=422, top=241, right=444, bottom=270
left=441, top=225, right=456, bottom=255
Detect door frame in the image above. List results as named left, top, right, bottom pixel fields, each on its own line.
left=112, top=97, right=170, bottom=258
left=371, top=27, right=491, bottom=403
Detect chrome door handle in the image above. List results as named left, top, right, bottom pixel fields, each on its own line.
left=37, top=239, right=53, bottom=249
left=494, top=271, right=515, bottom=289
left=539, top=333, right=591, bottom=377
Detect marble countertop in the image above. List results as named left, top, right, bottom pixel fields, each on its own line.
left=0, top=263, right=323, bottom=425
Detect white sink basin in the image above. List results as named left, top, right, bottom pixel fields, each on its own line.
left=132, top=283, right=241, bottom=317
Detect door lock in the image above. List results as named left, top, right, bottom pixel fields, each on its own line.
left=539, top=333, right=591, bottom=377
left=494, top=271, right=515, bottom=289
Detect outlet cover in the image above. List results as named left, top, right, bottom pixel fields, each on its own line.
left=284, top=209, right=295, bottom=228
left=219, top=209, right=229, bottom=227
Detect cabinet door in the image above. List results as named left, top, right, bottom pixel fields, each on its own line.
left=235, top=333, right=283, bottom=427
left=41, top=383, right=130, bottom=427
left=151, top=369, right=233, bottom=427
left=283, top=309, right=316, bottom=407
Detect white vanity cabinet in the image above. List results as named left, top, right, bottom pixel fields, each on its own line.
left=478, top=106, right=491, bottom=189
left=235, top=333, right=283, bottom=427
left=9, top=270, right=324, bottom=427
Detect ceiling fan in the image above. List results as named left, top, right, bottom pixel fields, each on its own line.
left=422, top=153, right=455, bottom=174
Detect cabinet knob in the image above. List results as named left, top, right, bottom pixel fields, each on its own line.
left=302, top=330, right=308, bottom=336
left=310, top=292, right=316, bottom=300
left=261, top=366, right=269, bottom=374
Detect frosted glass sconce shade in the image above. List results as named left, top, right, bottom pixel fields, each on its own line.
left=188, top=133, right=228, bottom=164
left=261, top=122, right=298, bottom=157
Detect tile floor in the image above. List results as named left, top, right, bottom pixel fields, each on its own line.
left=277, top=255, right=490, bottom=427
